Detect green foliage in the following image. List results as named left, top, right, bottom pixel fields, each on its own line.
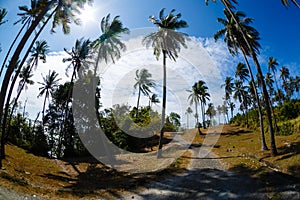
left=279, top=100, right=300, bottom=120
left=165, top=112, right=181, bottom=132
left=277, top=122, right=294, bottom=136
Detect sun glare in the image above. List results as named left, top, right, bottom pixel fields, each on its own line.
left=79, top=4, right=96, bottom=25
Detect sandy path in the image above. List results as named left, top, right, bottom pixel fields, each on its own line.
left=119, top=146, right=300, bottom=200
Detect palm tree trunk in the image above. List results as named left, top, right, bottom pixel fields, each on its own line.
left=221, top=0, right=274, bottom=154
left=201, top=102, right=206, bottom=129
left=0, top=18, right=30, bottom=76
left=241, top=46, right=268, bottom=150
left=0, top=3, right=54, bottom=168
left=136, top=86, right=141, bottom=118
left=157, top=51, right=167, bottom=158
left=252, top=54, right=277, bottom=156
left=42, top=93, right=48, bottom=122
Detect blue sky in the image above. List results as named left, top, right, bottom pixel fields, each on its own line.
left=0, top=0, right=300, bottom=125
left=1, top=0, right=299, bottom=71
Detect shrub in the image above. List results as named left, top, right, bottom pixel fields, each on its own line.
left=277, top=122, right=294, bottom=136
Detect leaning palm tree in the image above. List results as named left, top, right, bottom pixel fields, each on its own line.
left=215, top=9, right=271, bottom=152
left=0, top=0, right=93, bottom=169
left=143, top=8, right=189, bottom=158
left=134, top=68, right=156, bottom=117
left=0, top=0, right=42, bottom=76
left=91, top=13, right=129, bottom=118
left=91, top=14, right=129, bottom=74
left=38, top=70, right=61, bottom=121
left=1, top=40, right=49, bottom=161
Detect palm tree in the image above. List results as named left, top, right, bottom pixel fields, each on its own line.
left=233, top=80, right=249, bottom=124
left=280, top=66, right=290, bottom=89
left=63, top=38, right=92, bottom=93
left=206, top=103, right=216, bottom=126
left=221, top=77, right=234, bottom=105
left=0, top=0, right=44, bottom=76
left=281, top=0, right=300, bottom=7
left=91, top=14, right=129, bottom=74
left=0, top=8, right=7, bottom=54
left=38, top=70, right=61, bottom=121
left=206, top=0, right=300, bottom=8
left=143, top=8, right=189, bottom=158
left=228, top=102, right=235, bottom=119
left=6, top=65, right=34, bottom=138
left=185, top=107, right=193, bottom=129
left=217, top=105, right=222, bottom=124
left=1, top=40, right=49, bottom=161
left=235, top=63, right=249, bottom=82
left=187, top=83, right=201, bottom=134
left=265, top=72, right=275, bottom=96
left=149, top=93, right=160, bottom=108
left=134, top=68, right=156, bottom=117
left=3, top=40, right=49, bottom=129
left=294, top=76, right=300, bottom=98
left=197, top=80, right=210, bottom=129
left=91, top=14, right=129, bottom=126
left=0, top=8, right=7, bottom=26
left=0, top=0, right=92, bottom=168
left=215, top=9, right=272, bottom=153
left=268, top=57, right=279, bottom=92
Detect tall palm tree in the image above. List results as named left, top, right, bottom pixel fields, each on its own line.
left=143, top=8, right=189, bottom=158
left=217, top=105, right=222, bottom=124
left=4, top=40, right=49, bottom=129
left=215, top=9, right=272, bottom=153
left=0, top=0, right=44, bottom=76
left=206, top=103, right=216, bottom=126
left=228, top=102, right=235, bottom=119
left=1, top=40, right=49, bottom=161
left=187, top=83, right=201, bottom=134
left=38, top=70, right=61, bottom=121
left=134, top=68, right=156, bottom=117
left=91, top=14, right=129, bottom=127
left=268, top=57, right=279, bottom=92
left=221, top=77, right=234, bottom=104
left=198, top=80, right=210, bottom=129
left=185, top=107, right=193, bottom=129
left=279, top=66, right=290, bottom=86
left=265, top=72, right=275, bottom=96
left=233, top=80, right=249, bottom=124
left=294, top=76, right=300, bottom=98
left=0, top=0, right=92, bottom=168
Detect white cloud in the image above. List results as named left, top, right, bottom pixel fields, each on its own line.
left=17, top=33, right=238, bottom=128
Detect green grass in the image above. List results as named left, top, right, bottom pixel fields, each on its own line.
left=207, top=124, right=300, bottom=178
